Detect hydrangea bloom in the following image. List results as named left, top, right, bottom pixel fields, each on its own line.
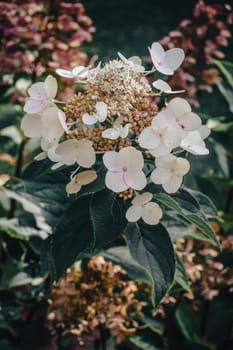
left=21, top=41, right=211, bottom=225
left=82, top=102, right=108, bottom=125
left=103, top=147, right=146, bottom=192
left=151, top=155, right=190, bottom=193
left=149, top=42, right=184, bottom=75
left=24, top=75, right=57, bottom=114
left=66, top=170, right=97, bottom=194
left=126, top=192, right=163, bottom=225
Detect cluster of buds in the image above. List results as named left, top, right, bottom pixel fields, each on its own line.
left=159, top=0, right=232, bottom=106
left=21, top=41, right=210, bottom=226
left=47, top=256, right=143, bottom=345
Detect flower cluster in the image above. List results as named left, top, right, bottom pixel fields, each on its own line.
left=21, top=42, right=210, bottom=226
left=47, top=256, right=143, bottom=345
left=159, top=0, right=232, bottom=106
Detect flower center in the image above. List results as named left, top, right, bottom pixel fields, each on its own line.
left=122, top=166, right=127, bottom=172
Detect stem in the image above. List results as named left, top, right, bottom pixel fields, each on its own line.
left=163, top=293, right=183, bottom=349
left=8, top=138, right=27, bottom=219
left=200, top=299, right=210, bottom=339
left=99, top=326, right=107, bottom=350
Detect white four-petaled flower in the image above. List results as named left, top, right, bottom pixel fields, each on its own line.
left=82, top=101, right=108, bottom=125
left=103, top=147, right=146, bottom=192
left=149, top=42, right=184, bottom=75
left=24, top=75, right=57, bottom=114
left=50, top=139, right=96, bottom=170
left=102, top=116, right=131, bottom=140
left=151, top=154, right=190, bottom=193
left=126, top=192, right=163, bottom=225
left=21, top=107, right=68, bottom=143
left=66, top=170, right=97, bottom=195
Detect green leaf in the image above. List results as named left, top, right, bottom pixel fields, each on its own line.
left=103, top=246, right=151, bottom=283
left=0, top=104, right=22, bottom=129
left=214, top=59, right=233, bottom=89
left=124, top=222, right=175, bottom=306
left=174, top=254, right=191, bottom=292
left=155, top=192, right=220, bottom=248
left=41, top=190, right=127, bottom=280
left=129, top=329, right=164, bottom=350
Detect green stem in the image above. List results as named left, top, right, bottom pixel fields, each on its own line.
left=8, top=138, right=27, bottom=219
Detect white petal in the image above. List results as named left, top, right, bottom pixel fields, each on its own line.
left=57, top=109, right=69, bottom=133
left=102, top=128, right=120, bottom=140
left=126, top=206, right=142, bottom=222
left=118, top=52, right=128, bottom=64
left=125, top=169, right=147, bottom=190
left=44, top=75, right=57, bottom=100
left=28, top=82, right=46, bottom=100
left=24, top=98, right=48, bottom=114
left=138, top=126, right=160, bottom=149
left=21, top=113, right=42, bottom=138
left=179, top=112, right=202, bottom=131
left=75, top=170, right=97, bottom=185
left=47, top=147, right=62, bottom=162
left=151, top=168, right=172, bottom=185
left=163, top=174, right=183, bottom=193
left=167, top=97, right=191, bottom=117
left=164, top=48, right=184, bottom=71
left=142, top=202, right=163, bottom=225
left=153, top=79, right=171, bottom=92
left=82, top=113, right=97, bottom=125
left=56, top=69, right=74, bottom=78
left=72, top=66, right=89, bottom=78
left=119, top=123, right=131, bottom=138
left=149, top=141, right=172, bottom=157
left=105, top=171, right=128, bottom=192
left=198, top=125, right=210, bottom=139
left=132, top=192, right=153, bottom=206
left=181, top=132, right=209, bottom=155
left=155, top=154, right=176, bottom=169
left=174, top=158, right=190, bottom=176
left=76, top=140, right=96, bottom=168
left=41, top=107, right=64, bottom=142
left=119, top=147, right=144, bottom=170
left=103, top=151, right=122, bottom=171
left=34, top=151, right=47, bottom=161
left=66, top=178, right=82, bottom=194
left=149, top=42, right=165, bottom=67
left=95, top=101, right=107, bottom=122
left=56, top=139, right=79, bottom=165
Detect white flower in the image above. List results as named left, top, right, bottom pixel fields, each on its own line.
left=151, top=154, right=190, bottom=193
left=24, top=75, right=57, bottom=114
left=149, top=42, right=184, bottom=75
left=102, top=116, right=131, bottom=140
left=21, top=107, right=68, bottom=143
left=165, top=97, right=202, bottom=132
left=82, top=101, right=108, bottom=125
left=103, top=146, right=146, bottom=192
left=152, top=79, right=185, bottom=94
left=34, top=139, right=61, bottom=162
left=51, top=139, right=96, bottom=169
left=66, top=170, right=97, bottom=194
left=126, top=192, right=163, bottom=225
left=138, top=114, right=181, bottom=157
left=117, top=52, right=145, bottom=73
left=56, top=66, right=89, bottom=79
left=180, top=128, right=210, bottom=155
